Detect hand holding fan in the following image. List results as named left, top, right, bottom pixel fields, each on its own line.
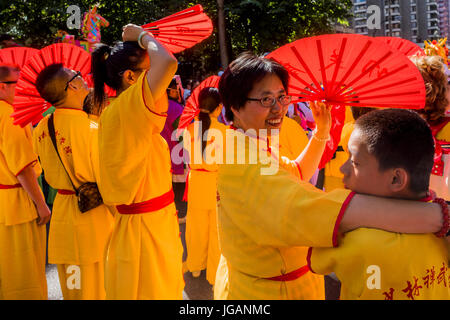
left=266, top=33, right=426, bottom=109
left=266, top=33, right=427, bottom=169
left=142, top=4, right=213, bottom=53
left=12, top=43, right=91, bottom=127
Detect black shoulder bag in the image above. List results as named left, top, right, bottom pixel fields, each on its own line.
left=48, top=113, right=103, bottom=213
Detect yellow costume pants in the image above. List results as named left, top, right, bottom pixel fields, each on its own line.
left=0, top=221, right=47, bottom=300
left=56, top=262, right=105, bottom=300
left=185, top=207, right=221, bottom=285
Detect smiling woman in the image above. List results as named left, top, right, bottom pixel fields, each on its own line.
left=213, top=52, right=449, bottom=300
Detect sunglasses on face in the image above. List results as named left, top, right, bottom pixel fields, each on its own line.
left=64, top=71, right=81, bottom=91
left=0, top=81, right=17, bottom=85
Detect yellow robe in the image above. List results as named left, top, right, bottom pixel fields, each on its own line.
left=98, top=72, right=184, bottom=300
left=269, top=116, right=326, bottom=298
left=308, top=227, right=450, bottom=300
left=214, top=129, right=352, bottom=299
left=33, top=108, right=114, bottom=300
left=0, top=101, right=47, bottom=300
left=276, top=116, right=309, bottom=160
left=184, top=117, right=228, bottom=285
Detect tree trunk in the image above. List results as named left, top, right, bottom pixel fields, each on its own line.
left=217, top=0, right=229, bottom=69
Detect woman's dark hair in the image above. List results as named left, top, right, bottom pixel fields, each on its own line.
left=35, top=63, right=68, bottom=105
left=355, top=108, right=434, bottom=194
left=91, top=41, right=147, bottom=107
left=218, top=52, right=289, bottom=122
left=198, top=87, right=221, bottom=158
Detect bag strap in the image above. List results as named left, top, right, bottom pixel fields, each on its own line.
left=48, top=113, right=78, bottom=194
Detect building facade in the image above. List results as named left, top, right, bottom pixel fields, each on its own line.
left=352, top=0, right=444, bottom=44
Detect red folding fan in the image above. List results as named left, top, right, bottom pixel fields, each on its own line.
left=266, top=33, right=426, bottom=109
left=12, top=43, right=91, bottom=127
left=142, top=4, right=213, bottom=53
left=266, top=33, right=427, bottom=169
left=177, top=75, right=220, bottom=136
left=0, top=47, right=38, bottom=68
left=376, top=37, right=424, bottom=57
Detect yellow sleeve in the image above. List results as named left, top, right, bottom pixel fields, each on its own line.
left=280, top=117, right=309, bottom=158
left=89, top=121, right=101, bottom=185
left=2, top=119, right=37, bottom=176
left=218, top=161, right=352, bottom=248
left=436, top=122, right=450, bottom=141
left=307, top=228, right=363, bottom=276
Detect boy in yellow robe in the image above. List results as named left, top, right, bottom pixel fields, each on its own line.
left=92, top=24, right=183, bottom=299
left=0, top=65, right=50, bottom=299
left=33, top=63, right=114, bottom=300
left=308, top=109, right=450, bottom=300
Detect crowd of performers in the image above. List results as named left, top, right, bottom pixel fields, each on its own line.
left=0, top=23, right=449, bottom=300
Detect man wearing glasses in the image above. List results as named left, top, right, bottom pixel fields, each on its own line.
left=0, top=64, right=50, bottom=299
left=32, top=64, right=113, bottom=300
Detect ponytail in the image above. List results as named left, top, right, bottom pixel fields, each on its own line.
left=197, top=87, right=221, bottom=159
left=199, top=110, right=212, bottom=157
left=91, top=41, right=147, bottom=107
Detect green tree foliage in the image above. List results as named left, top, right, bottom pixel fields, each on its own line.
left=0, top=0, right=352, bottom=80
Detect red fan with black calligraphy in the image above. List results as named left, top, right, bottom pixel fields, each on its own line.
left=376, top=37, right=424, bottom=57
left=0, top=47, right=38, bottom=68
left=12, top=43, right=91, bottom=127
left=142, top=4, right=213, bottom=53
left=266, top=33, right=426, bottom=169
left=177, top=75, right=220, bottom=136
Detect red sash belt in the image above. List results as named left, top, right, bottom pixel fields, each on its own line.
left=0, top=183, right=21, bottom=189
left=264, top=265, right=310, bottom=282
left=116, top=189, right=174, bottom=214
left=58, top=189, right=76, bottom=195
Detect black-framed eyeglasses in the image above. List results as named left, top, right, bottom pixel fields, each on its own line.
left=64, top=71, right=81, bottom=91
left=246, top=94, right=292, bottom=108
left=0, top=81, right=17, bottom=85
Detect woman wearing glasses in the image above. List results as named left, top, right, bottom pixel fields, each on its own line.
left=214, top=52, right=448, bottom=300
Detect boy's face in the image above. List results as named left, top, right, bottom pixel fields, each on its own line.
left=340, top=128, right=393, bottom=197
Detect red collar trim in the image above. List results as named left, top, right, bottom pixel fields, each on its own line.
left=419, top=190, right=436, bottom=202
